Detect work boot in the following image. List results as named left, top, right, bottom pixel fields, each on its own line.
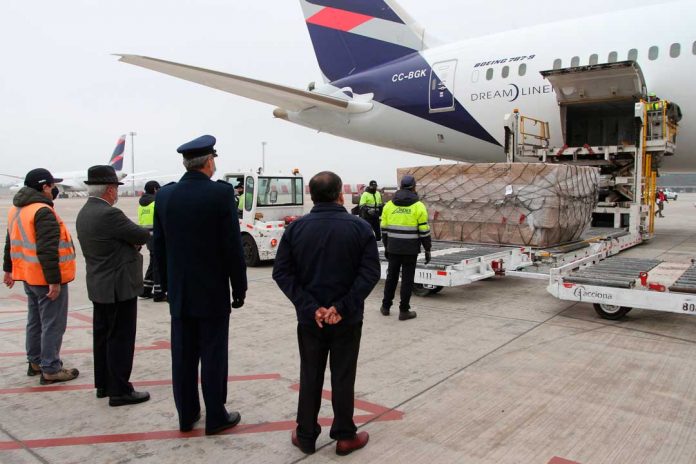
left=139, top=291, right=153, bottom=300
left=380, top=306, right=390, bottom=316
left=27, top=362, right=41, bottom=377
left=399, top=311, right=417, bottom=321
left=40, top=367, right=79, bottom=385
left=153, top=293, right=168, bottom=303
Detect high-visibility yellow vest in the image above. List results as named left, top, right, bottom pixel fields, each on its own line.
left=381, top=201, right=430, bottom=239
left=237, top=194, right=245, bottom=211
left=7, top=204, right=76, bottom=285
left=359, top=191, right=383, bottom=208
left=138, top=202, right=155, bottom=228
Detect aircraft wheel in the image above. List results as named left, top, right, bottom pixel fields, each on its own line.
left=242, top=235, right=260, bottom=267
left=593, top=303, right=632, bottom=320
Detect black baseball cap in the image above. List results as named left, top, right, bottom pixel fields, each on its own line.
left=24, top=168, right=62, bottom=190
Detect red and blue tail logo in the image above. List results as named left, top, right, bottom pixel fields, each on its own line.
left=109, top=134, right=126, bottom=171
left=300, top=0, right=426, bottom=81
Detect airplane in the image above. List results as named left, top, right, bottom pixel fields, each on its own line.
left=1, top=135, right=128, bottom=193
left=117, top=0, right=696, bottom=171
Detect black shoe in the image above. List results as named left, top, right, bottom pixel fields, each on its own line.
left=180, top=411, right=201, bottom=432
left=205, top=411, right=241, bottom=435
left=27, top=362, right=41, bottom=377
left=399, top=311, right=417, bottom=321
left=139, top=293, right=153, bottom=300
left=380, top=306, right=390, bottom=316
left=109, top=390, right=151, bottom=407
left=153, top=294, right=168, bottom=302
left=96, top=388, right=107, bottom=399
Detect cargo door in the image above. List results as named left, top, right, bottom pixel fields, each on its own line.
left=541, top=60, right=647, bottom=105
left=541, top=61, right=647, bottom=145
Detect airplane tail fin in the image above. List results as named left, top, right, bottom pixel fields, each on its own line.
left=300, top=0, right=428, bottom=82
left=110, top=134, right=126, bottom=172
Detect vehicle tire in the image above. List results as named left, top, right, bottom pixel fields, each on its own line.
left=675, top=195, right=678, bottom=201
left=412, top=284, right=432, bottom=297
left=241, top=234, right=260, bottom=267
left=593, top=303, right=632, bottom=320
left=430, top=286, right=444, bottom=294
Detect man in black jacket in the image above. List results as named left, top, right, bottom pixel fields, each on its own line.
left=138, top=180, right=165, bottom=301
left=76, top=165, right=152, bottom=406
left=154, top=135, right=247, bottom=435
left=3, top=169, right=79, bottom=384
left=273, top=171, right=380, bottom=456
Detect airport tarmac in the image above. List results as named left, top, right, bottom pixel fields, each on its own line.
left=2, top=193, right=696, bottom=464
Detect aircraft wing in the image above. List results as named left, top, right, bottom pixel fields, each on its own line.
left=0, top=173, right=23, bottom=180
left=116, top=54, right=372, bottom=114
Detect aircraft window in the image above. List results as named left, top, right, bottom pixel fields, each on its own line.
left=553, top=59, right=562, bottom=69
left=649, top=46, right=659, bottom=60
left=608, top=51, right=618, bottom=63
left=501, top=66, right=509, bottom=78
left=486, top=68, right=494, bottom=80
left=518, top=63, right=527, bottom=76
left=628, top=48, right=638, bottom=61
left=589, top=54, right=598, bottom=65
left=670, top=43, right=681, bottom=58
left=571, top=56, right=580, bottom=67
left=693, top=41, right=696, bottom=55
left=471, top=70, right=479, bottom=83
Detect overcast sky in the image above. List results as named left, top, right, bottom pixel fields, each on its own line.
left=0, top=0, right=665, bottom=186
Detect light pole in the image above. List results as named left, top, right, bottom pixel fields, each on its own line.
left=129, top=131, right=137, bottom=196
left=261, top=141, right=267, bottom=174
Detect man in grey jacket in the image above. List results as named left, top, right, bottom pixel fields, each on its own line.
left=76, top=165, right=151, bottom=406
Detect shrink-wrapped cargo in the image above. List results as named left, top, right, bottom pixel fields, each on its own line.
left=396, top=163, right=599, bottom=247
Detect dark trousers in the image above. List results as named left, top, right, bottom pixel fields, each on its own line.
left=382, top=254, right=418, bottom=311
left=296, top=322, right=362, bottom=448
left=143, top=236, right=162, bottom=296
left=365, top=216, right=381, bottom=241
left=171, top=315, right=230, bottom=430
left=93, top=298, right=137, bottom=396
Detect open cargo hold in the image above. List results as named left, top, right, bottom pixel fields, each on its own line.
left=398, top=163, right=599, bottom=247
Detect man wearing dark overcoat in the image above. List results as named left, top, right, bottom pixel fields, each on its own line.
left=154, top=135, right=248, bottom=435
left=76, top=165, right=151, bottom=406
left=273, top=171, right=381, bottom=456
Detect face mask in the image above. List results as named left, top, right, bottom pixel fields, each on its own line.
left=51, top=187, right=59, bottom=200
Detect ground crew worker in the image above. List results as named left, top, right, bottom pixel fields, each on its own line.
left=359, top=180, right=383, bottom=240
left=380, top=175, right=431, bottom=321
left=655, top=189, right=667, bottom=218
left=235, top=182, right=245, bottom=217
left=2, top=168, right=79, bottom=384
left=138, top=180, right=165, bottom=301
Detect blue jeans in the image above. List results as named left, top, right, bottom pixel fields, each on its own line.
left=24, top=283, right=69, bottom=374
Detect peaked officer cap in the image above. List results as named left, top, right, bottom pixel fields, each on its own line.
left=176, top=135, right=218, bottom=159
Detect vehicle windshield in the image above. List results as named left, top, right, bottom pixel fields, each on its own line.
left=256, top=177, right=303, bottom=206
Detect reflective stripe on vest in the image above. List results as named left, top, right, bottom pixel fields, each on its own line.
left=380, top=201, right=430, bottom=239
left=7, top=204, right=76, bottom=285
left=138, top=202, right=155, bottom=228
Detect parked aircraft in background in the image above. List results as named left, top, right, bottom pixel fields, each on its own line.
left=1, top=135, right=128, bottom=194
left=118, top=0, right=694, bottom=171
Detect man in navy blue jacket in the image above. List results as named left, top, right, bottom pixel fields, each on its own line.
left=154, top=135, right=247, bottom=435
left=273, top=171, right=380, bottom=456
